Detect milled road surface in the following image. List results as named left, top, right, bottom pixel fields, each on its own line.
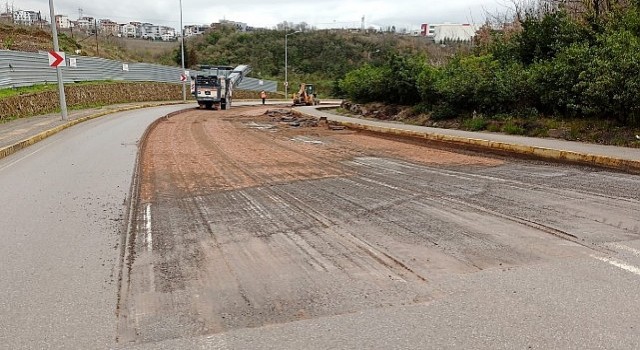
left=118, top=106, right=640, bottom=349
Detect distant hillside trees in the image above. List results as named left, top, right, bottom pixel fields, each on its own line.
left=173, top=26, right=466, bottom=95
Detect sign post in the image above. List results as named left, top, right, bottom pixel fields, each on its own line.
left=48, top=0, right=68, bottom=120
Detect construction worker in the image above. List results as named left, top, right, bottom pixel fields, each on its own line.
left=260, top=90, right=267, bottom=105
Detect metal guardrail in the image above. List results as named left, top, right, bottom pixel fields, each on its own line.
left=0, top=50, right=277, bottom=92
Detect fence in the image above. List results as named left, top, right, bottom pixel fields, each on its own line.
left=0, top=50, right=278, bottom=92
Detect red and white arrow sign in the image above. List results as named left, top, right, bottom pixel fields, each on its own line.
left=48, top=51, right=66, bottom=67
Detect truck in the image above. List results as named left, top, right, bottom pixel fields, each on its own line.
left=191, top=65, right=251, bottom=110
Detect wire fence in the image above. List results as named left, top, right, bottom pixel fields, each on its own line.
left=0, top=50, right=277, bottom=92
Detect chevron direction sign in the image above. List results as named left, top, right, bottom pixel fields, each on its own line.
left=48, top=51, right=66, bottom=67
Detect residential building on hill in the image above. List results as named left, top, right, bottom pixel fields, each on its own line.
left=0, top=11, right=12, bottom=23
left=12, top=10, right=41, bottom=25
left=55, top=14, right=71, bottom=29
left=183, top=24, right=209, bottom=37
left=420, top=23, right=481, bottom=43
left=120, top=22, right=139, bottom=38
left=99, top=19, right=119, bottom=35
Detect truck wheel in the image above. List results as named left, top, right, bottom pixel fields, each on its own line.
left=221, top=102, right=227, bottom=110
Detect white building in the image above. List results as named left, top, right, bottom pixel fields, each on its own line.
left=76, top=16, right=94, bottom=31
left=139, top=23, right=158, bottom=39
left=421, top=23, right=480, bottom=43
left=13, top=10, right=41, bottom=25
left=55, top=15, right=71, bottom=29
left=160, top=26, right=176, bottom=40
left=183, top=24, right=209, bottom=37
left=120, top=23, right=139, bottom=38
left=219, top=19, right=247, bottom=32
left=99, top=19, right=119, bottom=35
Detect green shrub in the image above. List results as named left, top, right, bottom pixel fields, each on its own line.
left=503, top=121, right=526, bottom=135
left=339, top=64, right=388, bottom=103
left=577, top=29, right=640, bottom=125
left=431, top=102, right=459, bottom=120
left=463, top=117, right=489, bottom=131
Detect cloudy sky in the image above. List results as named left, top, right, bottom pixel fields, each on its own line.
left=12, top=0, right=512, bottom=31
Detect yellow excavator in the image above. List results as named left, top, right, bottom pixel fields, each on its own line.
left=292, top=83, right=320, bottom=106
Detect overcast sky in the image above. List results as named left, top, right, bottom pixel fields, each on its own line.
left=12, top=0, right=512, bottom=30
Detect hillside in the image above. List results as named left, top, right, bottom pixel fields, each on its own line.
left=1, top=22, right=466, bottom=96
left=176, top=26, right=467, bottom=94
left=0, top=22, right=177, bottom=64
left=0, top=22, right=80, bottom=52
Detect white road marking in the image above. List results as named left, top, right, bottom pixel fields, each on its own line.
left=143, top=203, right=155, bottom=293
left=0, top=137, right=63, bottom=171
left=144, top=204, right=152, bottom=253
left=609, top=243, right=640, bottom=258
left=592, top=255, right=640, bottom=276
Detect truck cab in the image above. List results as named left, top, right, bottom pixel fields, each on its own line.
left=192, top=65, right=234, bottom=110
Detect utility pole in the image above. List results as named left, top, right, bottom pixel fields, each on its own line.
left=48, top=0, right=67, bottom=120
left=95, top=19, right=99, bottom=56
left=179, top=0, right=186, bottom=101
left=284, top=30, right=301, bottom=99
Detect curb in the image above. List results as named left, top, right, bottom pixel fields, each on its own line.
left=0, top=101, right=189, bottom=161
left=297, top=109, right=640, bottom=174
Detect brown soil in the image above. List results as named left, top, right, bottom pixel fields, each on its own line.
left=139, top=107, right=501, bottom=200
left=0, top=23, right=52, bottom=52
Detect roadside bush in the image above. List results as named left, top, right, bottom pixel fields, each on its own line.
left=339, top=64, right=388, bottom=103
left=416, top=64, right=442, bottom=108
left=340, top=53, right=426, bottom=105
left=384, top=53, right=426, bottom=105
left=577, top=29, right=640, bottom=124
left=431, top=102, right=459, bottom=120
left=486, top=121, right=502, bottom=132
left=515, top=11, right=594, bottom=65
left=528, top=42, right=591, bottom=117
left=431, top=55, right=495, bottom=115
left=430, top=55, right=530, bottom=117
left=503, top=121, right=526, bottom=135
left=463, top=117, right=489, bottom=131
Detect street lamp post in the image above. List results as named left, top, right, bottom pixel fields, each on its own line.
left=48, top=0, right=68, bottom=120
left=179, top=0, right=186, bottom=102
left=284, top=30, right=301, bottom=99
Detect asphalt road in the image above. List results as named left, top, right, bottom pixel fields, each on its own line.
left=119, top=107, right=640, bottom=349
left=1, top=104, right=640, bottom=349
left=0, top=104, right=189, bottom=349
